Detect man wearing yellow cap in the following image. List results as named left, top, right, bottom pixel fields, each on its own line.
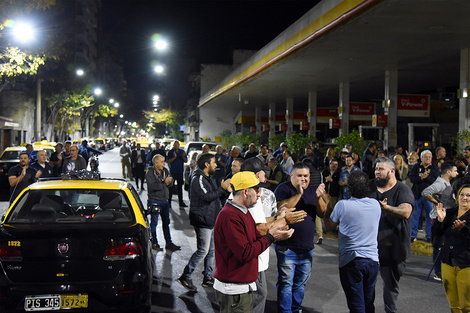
left=213, top=171, right=294, bottom=313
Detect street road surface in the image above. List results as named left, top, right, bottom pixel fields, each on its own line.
left=1, top=148, right=450, bottom=312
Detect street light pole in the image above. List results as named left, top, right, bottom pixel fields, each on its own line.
left=36, top=77, right=42, bottom=141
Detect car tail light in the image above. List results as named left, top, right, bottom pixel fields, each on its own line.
left=103, top=242, right=142, bottom=261
left=0, top=245, right=23, bottom=261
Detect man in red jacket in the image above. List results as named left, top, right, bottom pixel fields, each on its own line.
left=213, top=171, right=294, bottom=313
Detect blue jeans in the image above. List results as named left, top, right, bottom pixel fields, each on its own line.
left=148, top=200, right=171, bottom=245
left=182, top=227, right=214, bottom=280
left=275, top=244, right=313, bottom=313
left=411, top=197, right=433, bottom=239
left=339, top=258, right=379, bottom=313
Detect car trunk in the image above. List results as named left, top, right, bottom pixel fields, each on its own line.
left=1, top=226, right=141, bottom=284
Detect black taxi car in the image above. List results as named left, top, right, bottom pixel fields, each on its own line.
left=0, top=175, right=154, bottom=312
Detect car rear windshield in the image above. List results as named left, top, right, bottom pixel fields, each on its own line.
left=1, top=150, right=23, bottom=160
left=5, top=189, right=136, bottom=225
left=186, top=143, right=217, bottom=154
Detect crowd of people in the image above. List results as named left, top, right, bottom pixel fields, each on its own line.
left=144, top=139, right=469, bottom=313
left=7, top=137, right=469, bottom=312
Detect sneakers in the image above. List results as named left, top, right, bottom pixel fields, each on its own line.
left=202, top=278, right=214, bottom=288
left=178, top=276, right=197, bottom=292
left=152, top=243, right=163, bottom=251
left=316, top=237, right=323, bottom=245
left=433, top=273, right=442, bottom=281
left=166, top=242, right=181, bottom=252
left=411, top=237, right=416, bottom=243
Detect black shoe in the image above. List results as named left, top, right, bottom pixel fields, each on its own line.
left=202, top=278, right=214, bottom=288
left=152, top=243, right=163, bottom=251
left=179, top=202, right=188, bottom=207
left=433, top=273, right=442, bottom=281
left=166, top=243, right=181, bottom=252
left=141, top=187, right=145, bottom=191
left=315, top=237, right=323, bottom=245
left=178, top=276, right=197, bottom=292
left=411, top=237, right=416, bottom=243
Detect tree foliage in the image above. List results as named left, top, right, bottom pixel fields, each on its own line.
left=450, top=127, right=470, bottom=156
left=46, top=89, right=93, bottom=140
left=333, top=129, right=367, bottom=156
left=285, top=133, right=316, bottom=156
left=0, top=46, right=45, bottom=77
left=268, top=133, right=285, bottom=152
left=144, top=109, right=184, bottom=140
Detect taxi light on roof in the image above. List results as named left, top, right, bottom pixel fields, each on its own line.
left=0, top=245, right=23, bottom=261
left=103, top=242, right=142, bottom=261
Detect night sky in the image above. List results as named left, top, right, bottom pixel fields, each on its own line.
left=101, top=1, right=317, bottom=118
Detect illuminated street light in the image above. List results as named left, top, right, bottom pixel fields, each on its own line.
left=94, top=88, right=102, bottom=96
left=12, top=21, right=35, bottom=43
left=109, top=99, right=114, bottom=104
left=114, top=102, right=119, bottom=108
left=155, top=39, right=168, bottom=51
left=154, top=65, right=164, bottom=74
left=120, top=114, right=124, bottom=118
left=76, top=69, right=84, bottom=76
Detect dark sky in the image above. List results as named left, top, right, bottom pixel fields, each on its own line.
left=101, top=1, right=317, bottom=117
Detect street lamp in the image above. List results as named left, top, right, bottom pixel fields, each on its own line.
left=76, top=69, right=84, bottom=76
left=154, top=39, right=168, bottom=51
left=12, top=21, right=35, bottom=43
left=154, top=65, right=164, bottom=74
left=94, top=88, right=102, bottom=96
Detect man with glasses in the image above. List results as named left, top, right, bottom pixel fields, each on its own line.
left=369, top=157, right=414, bottom=313
left=62, top=144, right=86, bottom=173
left=213, top=171, right=294, bottom=313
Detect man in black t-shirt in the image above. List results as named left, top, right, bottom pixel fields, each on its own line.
left=8, top=152, right=41, bottom=203
left=369, top=157, right=414, bottom=313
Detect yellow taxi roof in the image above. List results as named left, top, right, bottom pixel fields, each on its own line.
left=29, top=179, right=129, bottom=190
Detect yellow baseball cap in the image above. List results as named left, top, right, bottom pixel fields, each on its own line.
left=231, top=171, right=261, bottom=191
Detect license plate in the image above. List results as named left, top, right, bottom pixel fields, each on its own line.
left=24, top=294, right=88, bottom=311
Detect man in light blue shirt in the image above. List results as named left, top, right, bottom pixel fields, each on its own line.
left=321, top=170, right=381, bottom=313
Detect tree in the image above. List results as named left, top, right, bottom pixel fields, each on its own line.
left=144, top=109, right=184, bottom=140
left=269, top=133, right=286, bottom=152
left=220, top=129, right=236, bottom=150
left=285, top=133, right=316, bottom=156
left=333, top=129, right=367, bottom=156
left=46, top=89, right=94, bottom=141
left=450, top=127, right=470, bottom=156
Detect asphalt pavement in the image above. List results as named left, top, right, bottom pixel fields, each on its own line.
left=0, top=148, right=450, bottom=313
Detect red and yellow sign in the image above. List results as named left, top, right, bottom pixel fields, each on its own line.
left=397, top=94, right=430, bottom=117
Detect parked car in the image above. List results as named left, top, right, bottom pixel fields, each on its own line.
left=0, top=176, right=154, bottom=312
left=93, top=138, right=107, bottom=151
left=184, top=141, right=217, bottom=155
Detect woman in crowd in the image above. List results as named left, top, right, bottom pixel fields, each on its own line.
left=432, top=185, right=470, bottom=313
left=394, top=154, right=409, bottom=182
left=324, top=147, right=336, bottom=169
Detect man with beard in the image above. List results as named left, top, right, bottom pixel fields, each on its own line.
left=178, top=153, right=231, bottom=291
left=213, top=171, right=294, bottom=313
left=369, top=157, right=414, bottom=313
left=8, top=152, right=41, bottom=203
